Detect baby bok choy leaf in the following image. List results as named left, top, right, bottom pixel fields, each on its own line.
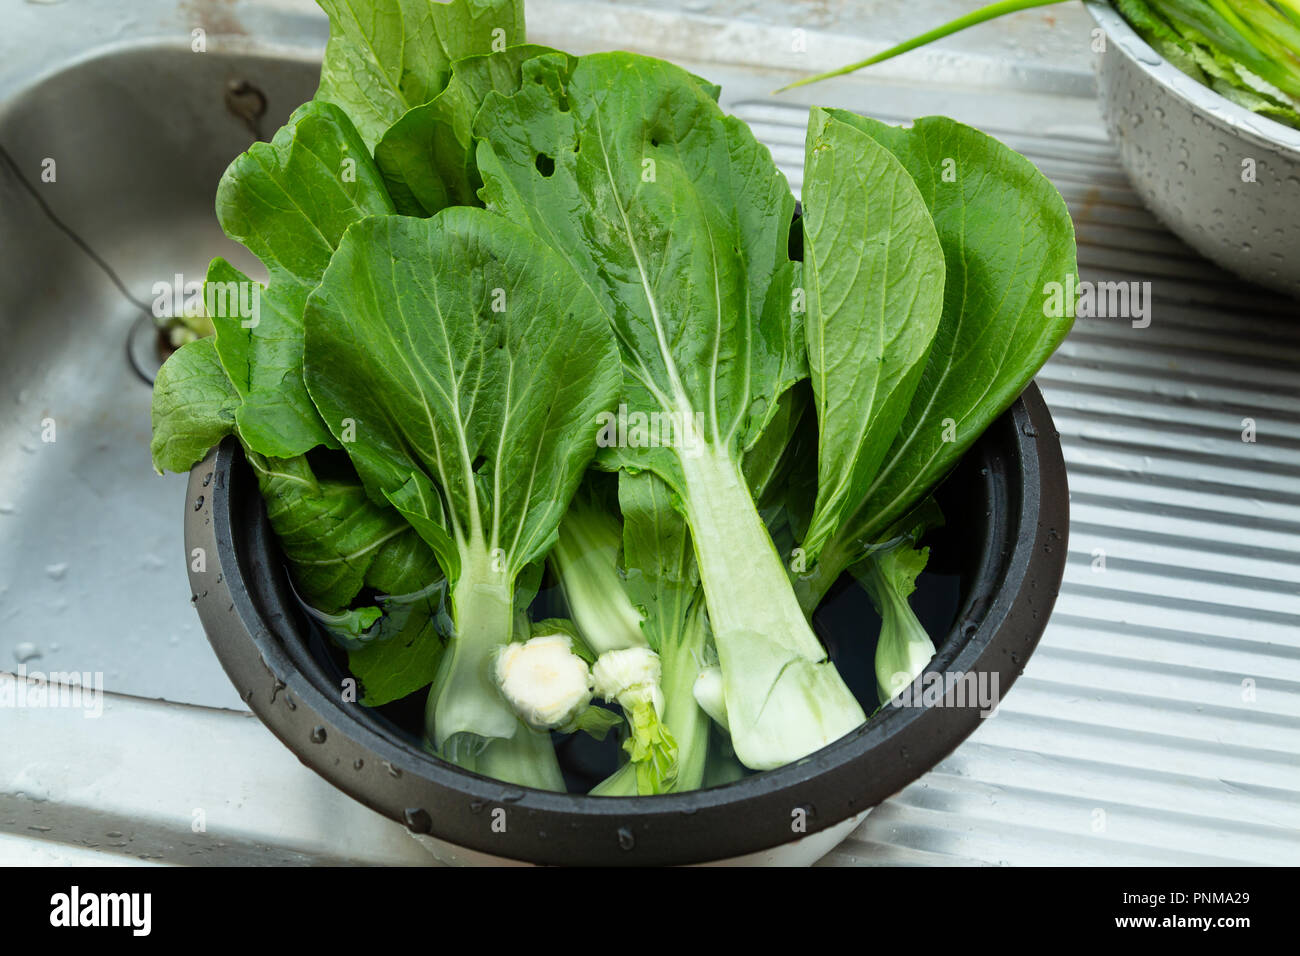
left=302, top=208, right=621, bottom=789
left=149, top=337, right=239, bottom=474
left=211, top=100, right=395, bottom=459
left=375, top=44, right=573, bottom=216
left=793, top=112, right=1077, bottom=614
left=474, top=51, right=862, bottom=771
left=850, top=501, right=944, bottom=704
left=312, top=0, right=526, bottom=151
left=798, top=107, right=947, bottom=565
left=150, top=299, right=446, bottom=707
left=247, top=450, right=448, bottom=705
left=159, top=96, right=450, bottom=703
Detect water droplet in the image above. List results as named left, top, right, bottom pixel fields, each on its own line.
left=193, top=495, right=204, bottom=511
left=616, top=827, right=635, bottom=850
left=310, top=726, right=327, bottom=744
left=13, top=642, right=41, bottom=663
left=45, top=562, right=68, bottom=580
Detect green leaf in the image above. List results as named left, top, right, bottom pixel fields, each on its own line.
left=385, top=472, right=460, bottom=583
left=323, top=605, right=386, bottom=644
left=617, top=471, right=709, bottom=793
left=313, top=0, right=526, bottom=150
left=618, top=471, right=697, bottom=656
left=1115, top=0, right=1211, bottom=81
left=741, top=380, right=809, bottom=515
left=303, top=207, right=619, bottom=768
left=242, top=446, right=447, bottom=707
left=1123, top=0, right=1300, bottom=128
left=624, top=698, right=678, bottom=793
left=474, top=52, right=798, bottom=482
left=346, top=585, right=447, bottom=705
left=1148, top=0, right=1300, bottom=101
left=203, top=259, right=328, bottom=457
left=806, top=111, right=1076, bottom=606
left=212, top=101, right=396, bottom=458
left=375, top=45, right=572, bottom=215
left=303, top=209, right=621, bottom=579
left=246, top=449, right=441, bottom=615
left=560, top=704, right=623, bottom=740
left=799, top=107, right=946, bottom=563
left=149, top=337, right=239, bottom=474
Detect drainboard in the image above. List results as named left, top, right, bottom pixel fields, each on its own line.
left=0, top=0, right=1296, bottom=865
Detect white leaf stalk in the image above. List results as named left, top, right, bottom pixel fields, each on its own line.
left=854, top=538, right=937, bottom=704
left=692, top=665, right=728, bottom=732
left=552, top=496, right=683, bottom=793
left=677, top=432, right=865, bottom=770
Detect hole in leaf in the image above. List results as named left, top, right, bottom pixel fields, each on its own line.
left=535, top=153, right=555, bottom=177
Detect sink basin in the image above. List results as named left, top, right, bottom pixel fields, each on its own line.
left=0, top=43, right=323, bottom=706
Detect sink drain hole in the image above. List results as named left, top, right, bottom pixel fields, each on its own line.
left=226, top=78, right=268, bottom=141
left=126, top=313, right=172, bottom=386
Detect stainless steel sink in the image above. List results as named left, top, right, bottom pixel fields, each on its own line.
left=0, top=42, right=323, bottom=707
left=2, top=0, right=1297, bottom=866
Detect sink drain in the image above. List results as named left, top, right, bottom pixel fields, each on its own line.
left=126, top=312, right=171, bottom=385
left=226, top=78, right=268, bottom=141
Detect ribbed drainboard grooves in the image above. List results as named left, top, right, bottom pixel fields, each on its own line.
left=730, top=99, right=1300, bottom=866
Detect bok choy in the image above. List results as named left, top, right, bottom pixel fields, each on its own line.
left=149, top=0, right=1078, bottom=797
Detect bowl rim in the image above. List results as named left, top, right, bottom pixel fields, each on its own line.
left=1084, top=0, right=1300, bottom=157
left=186, top=383, right=1069, bottom=865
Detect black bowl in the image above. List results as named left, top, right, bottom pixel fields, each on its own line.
left=185, top=383, right=1068, bottom=865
